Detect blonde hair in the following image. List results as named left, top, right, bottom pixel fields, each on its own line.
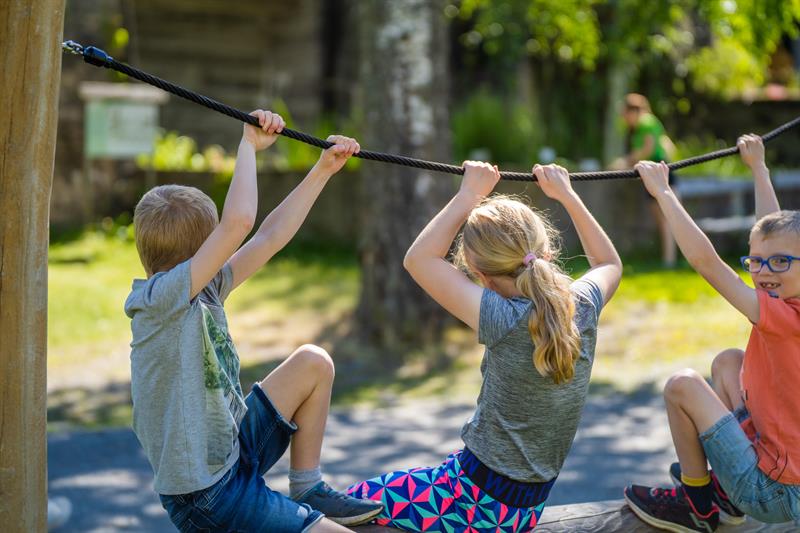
left=750, top=210, right=800, bottom=242
left=133, top=185, right=219, bottom=276
left=455, top=195, right=581, bottom=384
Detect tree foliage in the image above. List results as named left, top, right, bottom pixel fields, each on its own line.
left=456, top=0, right=800, bottom=98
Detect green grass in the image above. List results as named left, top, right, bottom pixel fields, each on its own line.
left=589, top=260, right=751, bottom=390
left=47, top=232, right=754, bottom=428
left=49, top=233, right=144, bottom=368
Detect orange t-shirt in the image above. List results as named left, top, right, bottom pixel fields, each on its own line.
left=740, top=290, right=800, bottom=484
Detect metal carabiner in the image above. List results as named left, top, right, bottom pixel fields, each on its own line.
left=62, top=40, right=84, bottom=56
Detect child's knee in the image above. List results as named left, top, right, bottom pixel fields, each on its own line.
left=664, top=368, right=704, bottom=402
left=711, top=348, right=744, bottom=378
left=292, top=344, right=335, bottom=381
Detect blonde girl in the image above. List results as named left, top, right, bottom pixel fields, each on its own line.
left=347, top=162, right=622, bottom=532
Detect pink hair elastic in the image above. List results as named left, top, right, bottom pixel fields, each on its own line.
left=523, top=252, right=538, bottom=267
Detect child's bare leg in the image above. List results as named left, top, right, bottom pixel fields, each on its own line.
left=664, top=369, right=731, bottom=478
left=710, top=349, right=744, bottom=412
left=309, top=517, right=354, bottom=532
left=258, top=345, right=383, bottom=526
left=259, top=344, right=334, bottom=469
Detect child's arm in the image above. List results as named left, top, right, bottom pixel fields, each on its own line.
left=533, top=164, right=622, bottom=303
left=636, top=161, right=759, bottom=322
left=738, top=134, right=780, bottom=219
left=189, top=110, right=284, bottom=298
left=403, top=161, right=501, bottom=331
left=228, top=135, right=360, bottom=290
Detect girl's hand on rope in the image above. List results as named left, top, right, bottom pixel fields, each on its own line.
left=533, top=164, right=574, bottom=202
left=315, top=135, right=360, bottom=175
left=737, top=134, right=766, bottom=169
left=243, top=110, right=285, bottom=151
left=460, top=161, right=500, bottom=198
left=635, top=161, right=670, bottom=197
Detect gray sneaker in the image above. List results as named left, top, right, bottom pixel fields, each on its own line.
left=294, top=481, right=383, bottom=526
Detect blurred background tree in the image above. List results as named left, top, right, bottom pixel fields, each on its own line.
left=451, top=0, right=800, bottom=165
left=356, top=0, right=457, bottom=362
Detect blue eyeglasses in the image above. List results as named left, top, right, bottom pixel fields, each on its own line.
left=740, top=255, right=800, bottom=273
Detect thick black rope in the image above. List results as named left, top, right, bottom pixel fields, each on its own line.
left=63, top=40, right=800, bottom=182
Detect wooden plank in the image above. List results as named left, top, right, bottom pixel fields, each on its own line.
left=676, top=173, right=800, bottom=199
left=353, top=500, right=798, bottom=531
left=0, top=0, right=66, bottom=531
left=537, top=500, right=797, bottom=532
left=677, top=179, right=753, bottom=198
left=696, top=215, right=755, bottom=233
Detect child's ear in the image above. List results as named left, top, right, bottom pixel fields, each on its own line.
left=475, top=270, right=492, bottom=289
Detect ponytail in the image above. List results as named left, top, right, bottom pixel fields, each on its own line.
left=457, top=195, right=581, bottom=384
left=515, top=260, right=581, bottom=384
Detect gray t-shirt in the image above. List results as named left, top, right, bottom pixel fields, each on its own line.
left=461, top=279, right=604, bottom=483
left=124, top=260, right=246, bottom=495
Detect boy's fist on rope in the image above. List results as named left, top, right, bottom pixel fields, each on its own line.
left=243, top=110, right=285, bottom=151
left=737, top=134, right=765, bottom=169
left=315, top=135, right=360, bottom=175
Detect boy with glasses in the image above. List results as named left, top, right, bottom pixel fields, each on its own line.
left=623, top=135, right=800, bottom=531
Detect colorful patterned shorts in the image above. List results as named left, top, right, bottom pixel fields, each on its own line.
left=346, top=451, right=545, bottom=532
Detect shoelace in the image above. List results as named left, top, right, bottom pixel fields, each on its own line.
left=318, top=482, right=352, bottom=501
left=650, top=486, right=681, bottom=505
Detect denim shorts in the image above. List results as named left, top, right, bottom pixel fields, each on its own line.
left=159, top=384, right=324, bottom=532
left=700, top=405, right=800, bottom=524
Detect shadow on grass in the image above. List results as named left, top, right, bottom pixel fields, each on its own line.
left=48, top=381, right=133, bottom=431
left=47, top=354, right=664, bottom=433
left=47, top=293, right=667, bottom=432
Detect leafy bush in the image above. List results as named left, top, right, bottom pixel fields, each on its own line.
left=673, top=136, right=750, bottom=179
left=136, top=131, right=236, bottom=178
left=451, top=90, right=541, bottom=166
left=269, top=99, right=363, bottom=173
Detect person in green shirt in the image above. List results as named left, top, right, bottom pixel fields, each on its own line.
left=621, top=93, right=678, bottom=267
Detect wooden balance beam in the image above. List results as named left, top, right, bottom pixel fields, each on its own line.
left=354, top=499, right=798, bottom=531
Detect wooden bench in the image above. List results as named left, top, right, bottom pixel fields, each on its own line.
left=354, top=499, right=798, bottom=531
left=677, top=172, right=800, bottom=234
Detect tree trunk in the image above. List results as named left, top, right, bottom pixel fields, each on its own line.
left=602, top=59, right=633, bottom=166
left=356, top=0, right=455, bottom=358
left=0, top=1, right=65, bottom=530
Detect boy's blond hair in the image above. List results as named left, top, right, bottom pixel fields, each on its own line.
left=750, top=210, right=800, bottom=242
left=455, top=195, right=581, bottom=384
left=133, top=185, right=219, bottom=276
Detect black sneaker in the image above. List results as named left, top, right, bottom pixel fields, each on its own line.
left=294, top=481, right=383, bottom=526
left=669, top=462, right=746, bottom=525
left=624, top=484, right=720, bottom=532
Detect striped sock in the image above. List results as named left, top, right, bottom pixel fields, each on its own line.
left=681, top=472, right=713, bottom=516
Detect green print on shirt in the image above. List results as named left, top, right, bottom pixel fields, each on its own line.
left=200, top=302, right=247, bottom=469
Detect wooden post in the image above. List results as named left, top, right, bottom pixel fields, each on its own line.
left=0, top=1, right=66, bottom=531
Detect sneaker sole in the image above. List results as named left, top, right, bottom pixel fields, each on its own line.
left=624, top=490, right=707, bottom=533
left=328, top=506, right=384, bottom=527
left=669, top=471, right=746, bottom=526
